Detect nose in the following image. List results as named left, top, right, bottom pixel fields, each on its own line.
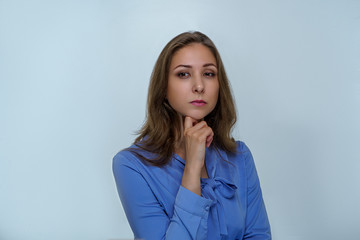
left=192, top=74, right=204, bottom=94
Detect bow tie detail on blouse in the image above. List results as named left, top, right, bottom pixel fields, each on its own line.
left=201, top=177, right=238, bottom=238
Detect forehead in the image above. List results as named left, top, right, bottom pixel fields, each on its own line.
left=170, top=43, right=216, bottom=67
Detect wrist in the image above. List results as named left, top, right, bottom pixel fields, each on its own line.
left=181, top=166, right=201, bottom=196
left=184, top=158, right=204, bottom=175
left=183, top=164, right=202, bottom=178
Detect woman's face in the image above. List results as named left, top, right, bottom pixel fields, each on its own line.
left=167, top=43, right=219, bottom=121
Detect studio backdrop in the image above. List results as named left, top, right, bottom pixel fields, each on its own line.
left=1, top=0, right=359, bottom=239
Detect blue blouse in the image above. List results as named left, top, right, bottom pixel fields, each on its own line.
left=113, top=141, right=271, bottom=240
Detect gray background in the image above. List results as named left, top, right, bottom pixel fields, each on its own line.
left=1, top=0, right=359, bottom=239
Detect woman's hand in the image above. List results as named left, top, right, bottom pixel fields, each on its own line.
left=183, top=116, right=214, bottom=169
left=181, top=116, right=213, bottom=196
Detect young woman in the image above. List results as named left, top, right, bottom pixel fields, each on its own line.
left=113, top=31, right=271, bottom=240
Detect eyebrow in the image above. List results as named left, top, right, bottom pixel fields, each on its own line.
left=173, top=63, right=217, bottom=70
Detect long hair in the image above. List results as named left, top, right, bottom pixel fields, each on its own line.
left=132, top=31, right=237, bottom=166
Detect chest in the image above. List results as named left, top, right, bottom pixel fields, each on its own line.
left=145, top=160, right=247, bottom=239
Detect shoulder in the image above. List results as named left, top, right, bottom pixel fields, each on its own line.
left=113, top=144, right=146, bottom=171
left=227, top=140, right=253, bottom=161
left=212, top=140, right=254, bottom=170
left=232, top=141, right=263, bottom=183
left=113, top=141, right=159, bottom=171
left=235, top=140, right=251, bottom=153
left=226, top=140, right=257, bottom=171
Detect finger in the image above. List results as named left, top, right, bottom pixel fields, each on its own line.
left=196, top=126, right=213, bottom=144
left=184, top=116, right=198, bottom=131
left=185, top=121, right=209, bottom=138
left=206, top=129, right=214, bottom=147
left=206, top=135, right=213, bottom=148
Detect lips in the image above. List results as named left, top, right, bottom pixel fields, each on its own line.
left=190, top=100, right=207, bottom=106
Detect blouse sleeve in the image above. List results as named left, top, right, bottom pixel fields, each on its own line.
left=112, top=152, right=213, bottom=240
left=241, top=142, right=271, bottom=239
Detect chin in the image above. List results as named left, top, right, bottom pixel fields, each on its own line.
left=185, top=112, right=209, bottom=121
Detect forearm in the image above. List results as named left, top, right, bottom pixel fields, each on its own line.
left=181, top=117, right=212, bottom=197
left=114, top=155, right=211, bottom=240
left=181, top=164, right=202, bottom=196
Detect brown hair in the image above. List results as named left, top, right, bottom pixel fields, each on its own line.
left=131, top=31, right=237, bottom=166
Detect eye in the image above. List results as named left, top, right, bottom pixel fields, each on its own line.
left=204, top=72, right=216, bottom=78
left=177, top=72, right=190, bottom=79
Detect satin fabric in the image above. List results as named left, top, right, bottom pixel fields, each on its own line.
left=113, top=141, right=271, bottom=239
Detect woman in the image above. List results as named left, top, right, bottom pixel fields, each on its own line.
left=113, top=31, right=271, bottom=240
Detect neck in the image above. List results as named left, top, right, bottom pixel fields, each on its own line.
left=174, top=113, right=186, bottom=159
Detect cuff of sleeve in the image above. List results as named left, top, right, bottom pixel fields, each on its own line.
left=175, top=186, right=213, bottom=217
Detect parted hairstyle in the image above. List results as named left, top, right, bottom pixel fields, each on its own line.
left=132, top=31, right=237, bottom=166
